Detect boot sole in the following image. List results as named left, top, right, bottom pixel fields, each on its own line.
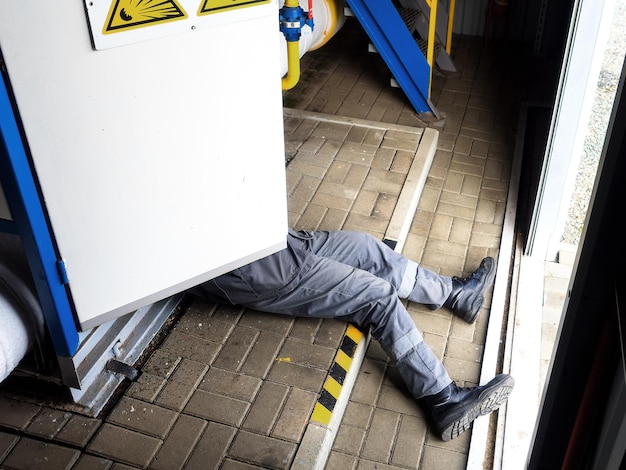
left=438, top=375, right=515, bottom=441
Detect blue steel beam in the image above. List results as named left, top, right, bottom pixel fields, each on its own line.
left=346, top=0, right=434, bottom=114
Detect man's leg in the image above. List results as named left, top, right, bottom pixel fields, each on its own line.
left=288, top=230, right=452, bottom=308
left=289, top=230, right=496, bottom=320
left=227, top=255, right=512, bottom=440
left=248, top=254, right=452, bottom=398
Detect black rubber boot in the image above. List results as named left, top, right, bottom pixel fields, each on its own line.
left=444, top=257, right=496, bottom=323
left=421, top=374, right=515, bottom=441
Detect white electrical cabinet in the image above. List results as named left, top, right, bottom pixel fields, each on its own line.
left=0, top=0, right=287, bottom=411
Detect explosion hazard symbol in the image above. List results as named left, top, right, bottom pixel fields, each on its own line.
left=103, top=0, right=188, bottom=34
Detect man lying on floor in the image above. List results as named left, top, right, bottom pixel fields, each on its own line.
left=193, top=229, right=514, bottom=441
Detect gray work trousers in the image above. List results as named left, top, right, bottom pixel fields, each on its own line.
left=201, top=230, right=453, bottom=398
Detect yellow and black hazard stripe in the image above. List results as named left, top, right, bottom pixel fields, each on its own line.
left=310, top=324, right=364, bottom=425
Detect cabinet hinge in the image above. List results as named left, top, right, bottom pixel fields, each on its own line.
left=56, top=259, right=69, bottom=285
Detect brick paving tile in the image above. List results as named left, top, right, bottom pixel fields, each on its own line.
left=210, top=303, right=245, bottom=323
left=332, top=423, right=366, bottom=455
left=107, top=397, right=178, bottom=438
left=316, top=140, right=343, bottom=161
left=288, top=317, right=321, bottom=342
left=420, top=443, right=469, bottom=470
left=54, top=414, right=101, bottom=447
left=310, top=191, right=354, bottom=211
left=314, top=319, right=346, bottom=349
left=160, top=329, right=221, bottom=364
left=0, top=397, right=40, bottom=430
left=184, top=389, right=249, bottom=426
left=198, top=368, right=261, bottom=401
left=149, top=414, right=206, bottom=470
left=26, top=407, right=72, bottom=439
left=109, top=462, right=138, bottom=469
left=288, top=118, right=318, bottom=142
left=0, top=431, right=18, bottom=460
left=349, top=357, right=386, bottom=406
left=372, top=147, right=396, bottom=170
left=221, top=458, right=265, bottom=470
left=71, top=453, right=113, bottom=470
left=298, top=135, right=325, bottom=154
left=354, top=459, right=408, bottom=469
left=351, top=189, right=379, bottom=216
left=417, top=311, right=453, bottom=337
left=266, top=360, right=326, bottom=391
left=277, top=339, right=335, bottom=369
left=126, top=372, right=166, bottom=402
left=88, top=423, right=161, bottom=468
left=444, top=357, right=482, bottom=384
left=286, top=159, right=328, bottom=179
left=288, top=174, right=323, bottom=215
left=141, top=349, right=181, bottom=378
left=227, top=430, right=297, bottom=469
left=242, top=381, right=289, bottom=434
left=338, top=162, right=372, bottom=188
left=294, top=202, right=328, bottom=228
left=335, top=148, right=376, bottom=167
left=239, top=332, right=284, bottom=378
left=174, top=310, right=235, bottom=342
left=270, top=387, right=317, bottom=442
left=238, top=310, right=294, bottom=335
left=317, top=180, right=360, bottom=201
left=426, top=238, right=469, bottom=260
left=212, top=326, right=258, bottom=371
left=377, top=382, right=422, bottom=416
left=391, top=415, right=428, bottom=467
left=446, top=336, right=484, bottom=363
left=450, top=218, right=474, bottom=245
left=390, top=150, right=415, bottom=174
left=373, top=193, right=398, bottom=220
left=155, top=358, right=207, bottom=411
left=183, top=422, right=236, bottom=470
left=342, top=401, right=374, bottom=429
left=361, top=408, right=401, bottom=462
left=324, top=206, right=353, bottom=228
left=344, top=212, right=389, bottom=236
left=316, top=121, right=352, bottom=139
left=343, top=125, right=369, bottom=144
left=326, top=451, right=358, bottom=470
left=3, top=436, right=80, bottom=470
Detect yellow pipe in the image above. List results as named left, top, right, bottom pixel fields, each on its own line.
left=281, top=0, right=303, bottom=90
left=280, top=0, right=345, bottom=90
left=282, top=40, right=301, bottom=90
left=426, top=0, right=437, bottom=98
left=446, top=0, right=456, bottom=55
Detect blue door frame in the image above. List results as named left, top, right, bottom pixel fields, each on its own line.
left=0, top=75, right=79, bottom=358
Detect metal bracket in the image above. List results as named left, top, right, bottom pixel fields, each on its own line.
left=106, top=359, right=142, bottom=382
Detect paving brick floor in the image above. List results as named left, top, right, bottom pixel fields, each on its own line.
left=0, top=16, right=544, bottom=470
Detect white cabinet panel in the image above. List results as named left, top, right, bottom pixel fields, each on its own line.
left=0, top=1, right=287, bottom=329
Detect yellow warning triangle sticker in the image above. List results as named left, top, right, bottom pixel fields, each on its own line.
left=103, top=0, right=187, bottom=34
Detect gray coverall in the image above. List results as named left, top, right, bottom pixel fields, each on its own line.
left=199, top=229, right=454, bottom=398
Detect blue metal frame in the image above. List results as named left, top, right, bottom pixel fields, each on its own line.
left=346, top=0, right=433, bottom=114
left=0, top=74, right=79, bottom=357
